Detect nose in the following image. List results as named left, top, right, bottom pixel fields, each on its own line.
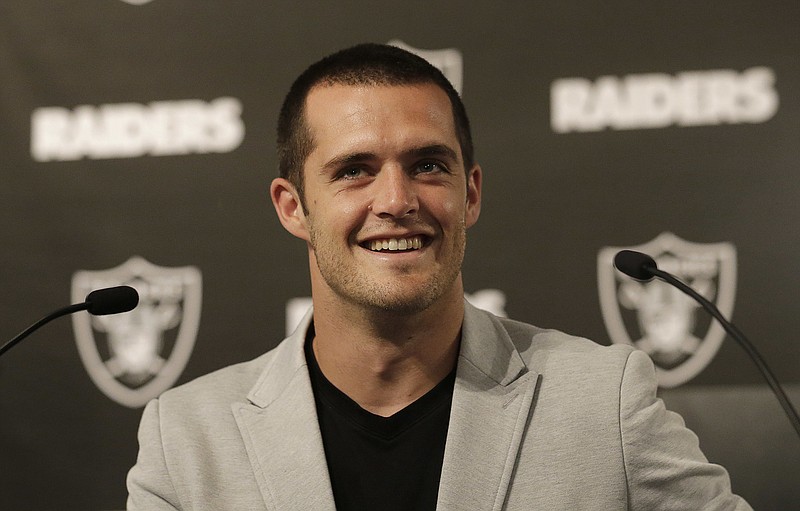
left=369, top=167, right=418, bottom=218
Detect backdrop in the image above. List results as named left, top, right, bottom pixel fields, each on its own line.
left=1, top=1, right=798, bottom=509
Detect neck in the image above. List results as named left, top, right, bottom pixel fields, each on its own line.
left=311, top=287, right=464, bottom=417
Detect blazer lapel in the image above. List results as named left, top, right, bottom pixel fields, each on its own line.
left=437, top=302, right=541, bottom=511
left=232, top=309, right=337, bottom=511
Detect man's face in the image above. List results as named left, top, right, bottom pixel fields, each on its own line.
left=292, top=83, right=481, bottom=314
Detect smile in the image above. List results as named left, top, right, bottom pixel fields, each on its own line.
left=363, top=236, right=424, bottom=252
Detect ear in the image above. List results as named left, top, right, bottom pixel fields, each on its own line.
left=270, top=177, right=311, bottom=242
left=464, top=164, right=482, bottom=228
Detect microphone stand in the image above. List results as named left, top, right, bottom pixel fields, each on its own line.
left=649, top=267, right=800, bottom=439
left=0, top=303, right=88, bottom=358
left=0, top=286, right=138, bottom=359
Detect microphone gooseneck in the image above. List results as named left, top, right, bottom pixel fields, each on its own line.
left=0, top=286, right=139, bottom=358
left=614, top=250, right=800, bottom=439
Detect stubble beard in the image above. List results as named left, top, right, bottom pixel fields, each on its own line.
left=307, top=217, right=467, bottom=316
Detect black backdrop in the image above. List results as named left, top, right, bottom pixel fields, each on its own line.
left=1, top=1, right=798, bottom=509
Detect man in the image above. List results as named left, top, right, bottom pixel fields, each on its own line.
left=127, top=43, right=751, bottom=510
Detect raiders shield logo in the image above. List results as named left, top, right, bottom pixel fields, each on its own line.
left=71, top=256, right=202, bottom=407
left=387, top=39, right=464, bottom=95
left=597, top=233, right=737, bottom=388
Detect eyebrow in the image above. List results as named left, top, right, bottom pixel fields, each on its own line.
left=320, top=152, right=375, bottom=174
left=407, top=144, right=459, bottom=162
left=320, top=144, right=460, bottom=174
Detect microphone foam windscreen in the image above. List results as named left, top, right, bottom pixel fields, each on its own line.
left=613, top=250, right=657, bottom=281
left=85, top=286, right=139, bottom=315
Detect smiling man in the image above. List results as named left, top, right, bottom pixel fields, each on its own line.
left=127, top=44, right=751, bottom=510
left=271, top=80, right=480, bottom=421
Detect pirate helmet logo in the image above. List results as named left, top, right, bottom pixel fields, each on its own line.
left=387, top=39, right=464, bottom=95
left=71, top=256, right=202, bottom=407
left=598, top=233, right=736, bottom=387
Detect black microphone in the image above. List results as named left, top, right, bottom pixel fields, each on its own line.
left=0, top=285, right=139, bottom=358
left=613, top=249, right=658, bottom=281
left=85, top=286, right=140, bottom=315
left=613, top=250, right=800, bottom=439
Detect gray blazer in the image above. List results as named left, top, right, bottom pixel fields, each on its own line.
left=127, top=302, right=751, bottom=510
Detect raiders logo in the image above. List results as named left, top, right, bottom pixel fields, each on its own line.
left=71, top=257, right=202, bottom=408
left=598, top=232, right=737, bottom=388
left=387, top=39, right=464, bottom=95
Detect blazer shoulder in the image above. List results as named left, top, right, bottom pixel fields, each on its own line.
left=495, top=314, right=634, bottom=360
left=155, top=346, right=278, bottom=411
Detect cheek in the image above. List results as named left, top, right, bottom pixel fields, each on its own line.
left=309, top=194, right=370, bottom=240
left=427, top=193, right=466, bottom=225
left=337, top=196, right=365, bottom=218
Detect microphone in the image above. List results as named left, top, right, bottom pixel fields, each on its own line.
left=613, top=250, right=800, bottom=439
left=613, top=250, right=658, bottom=281
left=0, top=285, right=139, bottom=358
left=85, top=286, right=140, bottom=315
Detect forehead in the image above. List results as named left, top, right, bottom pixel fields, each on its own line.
left=302, top=83, right=460, bottom=161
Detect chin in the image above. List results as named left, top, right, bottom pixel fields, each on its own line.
left=366, top=295, right=436, bottom=315
left=354, top=279, right=458, bottom=316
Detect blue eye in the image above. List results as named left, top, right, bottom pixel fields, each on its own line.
left=340, top=167, right=365, bottom=179
left=416, top=161, right=445, bottom=174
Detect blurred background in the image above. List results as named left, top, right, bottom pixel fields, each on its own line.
left=1, top=1, right=798, bottom=508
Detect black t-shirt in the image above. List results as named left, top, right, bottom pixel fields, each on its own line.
left=305, top=334, right=455, bottom=511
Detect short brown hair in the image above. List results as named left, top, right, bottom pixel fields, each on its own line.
left=277, top=43, right=474, bottom=205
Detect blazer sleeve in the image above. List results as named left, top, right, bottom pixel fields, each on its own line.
left=619, top=349, right=752, bottom=511
left=127, top=399, right=182, bottom=511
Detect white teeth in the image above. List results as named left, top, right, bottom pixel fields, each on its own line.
left=368, top=236, right=423, bottom=252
